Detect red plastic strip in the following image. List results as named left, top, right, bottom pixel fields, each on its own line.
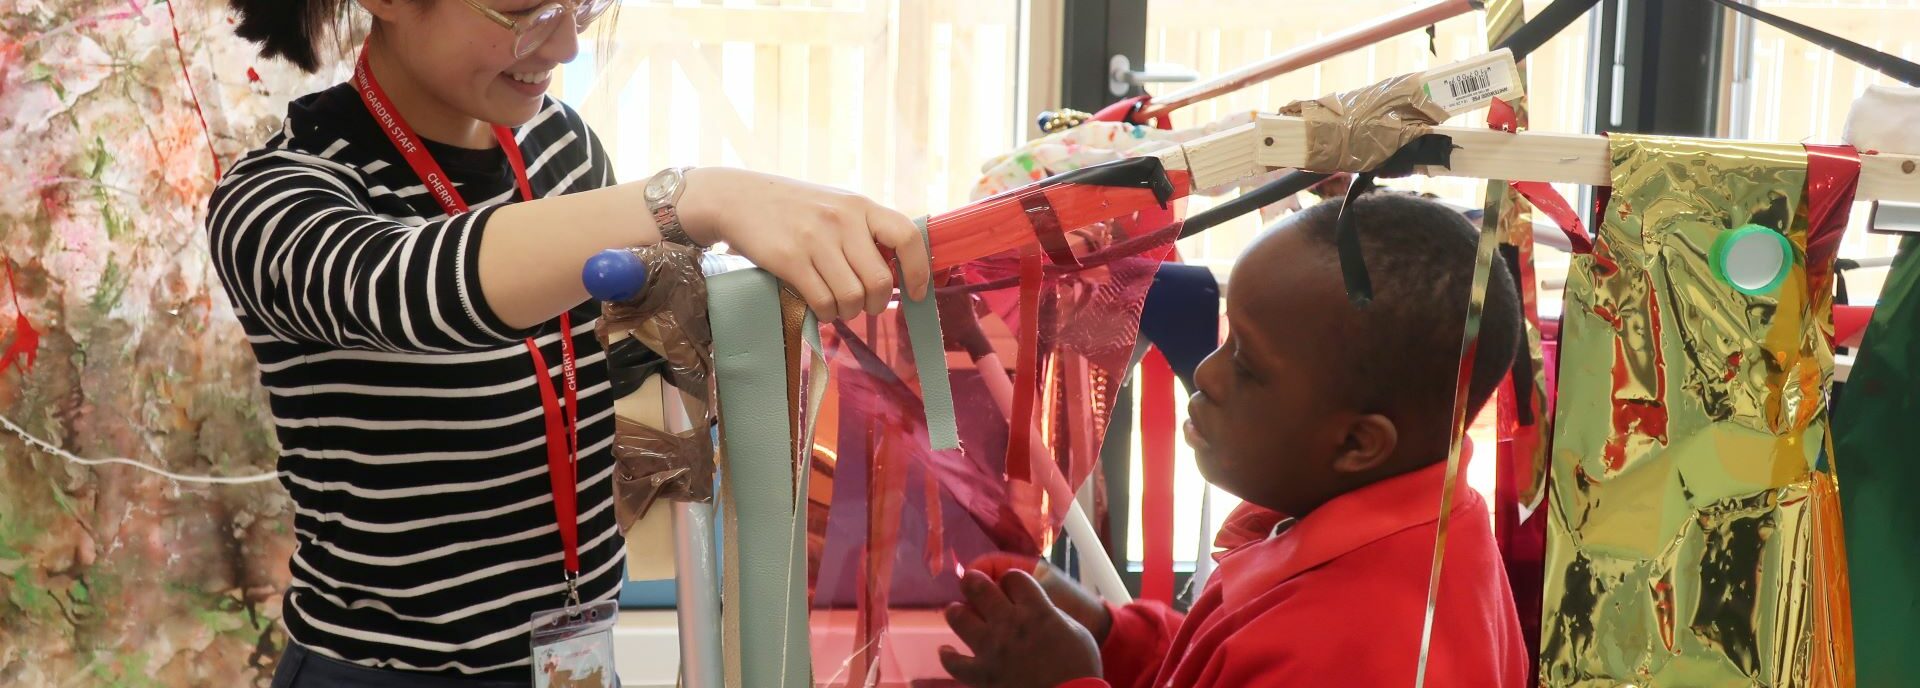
left=1803, top=143, right=1863, bottom=302
left=925, top=172, right=1193, bottom=271
left=1489, top=99, right=1592, bottom=254
left=1140, top=347, right=1178, bottom=605
left=1005, top=254, right=1046, bottom=483
left=1022, top=192, right=1082, bottom=267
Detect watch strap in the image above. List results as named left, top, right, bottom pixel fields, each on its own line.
left=649, top=167, right=703, bottom=248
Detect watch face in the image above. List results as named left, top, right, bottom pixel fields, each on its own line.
left=645, top=170, right=680, bottom=204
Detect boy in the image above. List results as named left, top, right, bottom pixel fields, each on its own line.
left=938, top=193, right=1530, bottom=687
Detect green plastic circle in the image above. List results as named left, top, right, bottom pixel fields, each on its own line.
left=1710, top=224, right=1793, bottom=296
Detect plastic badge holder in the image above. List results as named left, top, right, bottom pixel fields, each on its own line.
left=531, top=599, right=619, bottom=688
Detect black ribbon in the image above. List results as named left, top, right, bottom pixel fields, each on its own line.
left=1329, top=135, right=1459, bottom=306
left=1493, top=0, right=1603, bottom=62
left=605, top=337, right=670, bottom=400
left=1336, top=174, right=1379, bottom=307
left=1179, top=0, right=1604, bottom=269
left=1499, top=243, right=1536, bottom=426
left=1043, top=156, right=1180, bottom=208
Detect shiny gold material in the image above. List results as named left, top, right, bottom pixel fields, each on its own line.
left=1484, top=0, right=1553, bottom=513
left=1416, top=152, right=1506, bottom=688
left=1039, top=109, right=1092, bottom=133
left=1543, top=135, right=1850, bottom=686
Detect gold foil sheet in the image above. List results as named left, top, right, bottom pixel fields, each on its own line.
left=1542, top=135, right=1851, bottom=686
left=1485, top=0, right=1553, bottom=511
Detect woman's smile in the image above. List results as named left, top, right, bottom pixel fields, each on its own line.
left=502, top=68, right=554, bottom=97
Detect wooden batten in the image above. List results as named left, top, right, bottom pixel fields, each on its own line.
left=1148, top=114, right=1920, bottom=203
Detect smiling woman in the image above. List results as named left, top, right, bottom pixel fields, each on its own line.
left=214, top=0, right=934, bottom=685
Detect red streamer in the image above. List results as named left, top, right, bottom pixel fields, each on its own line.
left=1488, top=99, right=1590, bottom=254
left=1803, top=144, right=1863, bottom=305
left=1005, top=254, right=1046, bottom=483
left=1139, top=347, right=1178, bottom=605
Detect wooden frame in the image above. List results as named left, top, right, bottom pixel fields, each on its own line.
left=1146, top=112, right=1920, bottom=203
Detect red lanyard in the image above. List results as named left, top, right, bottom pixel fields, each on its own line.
left=353, top=50, right=581, bottom=579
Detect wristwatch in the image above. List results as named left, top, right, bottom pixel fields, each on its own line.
left=644, top=167, right=702, bottom=248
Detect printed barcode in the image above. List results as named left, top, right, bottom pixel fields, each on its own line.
left=1446, top=68, right=1494, bottom=99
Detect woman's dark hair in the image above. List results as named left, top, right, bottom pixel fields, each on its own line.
left=231, top=0, right=352, bottom=73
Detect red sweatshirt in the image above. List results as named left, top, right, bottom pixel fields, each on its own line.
left=1061, top=460, right=1527, bottom=688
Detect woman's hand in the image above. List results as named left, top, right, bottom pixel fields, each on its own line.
left=676, top=167, right=931, bottom=323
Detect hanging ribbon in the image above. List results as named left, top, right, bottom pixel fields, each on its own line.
left=1139, top=347, right=1178, bottom=605
left=1804, top=144, right=1864, bottom=299
left=1489, top=98, right=1592, bottom=254
left=1414, top=181, right=1506, bottom=688
left=902, top=218, right=958, bottom=450
left=708, top=269, right=813, bottom=687
left=1005, top=254, right=1046, bottom=484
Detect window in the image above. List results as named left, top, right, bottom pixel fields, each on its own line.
left=563, top=0, right=1038, bottom=603
left=1731, top=0, right=1919, bottom=304
left=558, top=0, right=1032, bottom=217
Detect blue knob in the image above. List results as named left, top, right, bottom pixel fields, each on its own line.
left=583, top=249, right=647, bottom=302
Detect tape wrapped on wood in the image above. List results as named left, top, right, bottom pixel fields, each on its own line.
left=596, top=244, right=718, bottom=531
left=1279, top=50, right=1519, bottom=173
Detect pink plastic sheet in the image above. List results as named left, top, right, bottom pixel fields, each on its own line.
left=806, top=207, right=1181, bottom=686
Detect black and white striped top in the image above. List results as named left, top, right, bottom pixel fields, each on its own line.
left=207, top=83, right=627, bottom=678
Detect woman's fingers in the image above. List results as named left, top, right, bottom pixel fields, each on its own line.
left=869, top=205, right=931, bottom=301
left=782, top=261, right=840, bottom=324
left=811, top=250, right=865, bottom=323
left=687, top=168, right=931, bottom=319
left=838, top=218, right=897, bottom=316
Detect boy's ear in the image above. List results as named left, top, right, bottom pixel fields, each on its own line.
left=1330, top=414, right=1397, bottom=475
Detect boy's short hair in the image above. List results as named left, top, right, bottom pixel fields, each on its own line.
left=1285, top=192, right=1524, bottom=423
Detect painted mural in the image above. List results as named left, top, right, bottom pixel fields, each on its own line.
left=1, top=1, right=350, bottom=684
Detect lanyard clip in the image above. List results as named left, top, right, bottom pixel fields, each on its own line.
left=564, top=571, right=582, bottom=614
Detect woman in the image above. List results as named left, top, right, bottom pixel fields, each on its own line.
left=212, top=0, right=929, bottom=684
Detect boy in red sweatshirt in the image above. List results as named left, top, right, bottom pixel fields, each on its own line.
left=938, top=192, right=1530, bottom=688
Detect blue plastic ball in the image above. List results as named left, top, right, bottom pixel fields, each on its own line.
left=582, top=249, right=647, bottom=302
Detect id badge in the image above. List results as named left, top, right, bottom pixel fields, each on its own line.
left=531, top=599, right=618, bottom=688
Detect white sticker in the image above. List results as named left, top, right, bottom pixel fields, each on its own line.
left=1423, top=60, right=1519, bottom=116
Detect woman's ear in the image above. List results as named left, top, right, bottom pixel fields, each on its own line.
left=1330, top=414, right=1397, bottom=475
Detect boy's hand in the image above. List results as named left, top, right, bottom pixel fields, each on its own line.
left=967, top=553, right=1114, bottom=643
left=940, top=569, right=1102, bottom=688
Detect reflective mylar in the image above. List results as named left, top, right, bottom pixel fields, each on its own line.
left=1541, top=135, right=1856, bottom=686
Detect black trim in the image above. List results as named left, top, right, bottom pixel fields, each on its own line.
left=1592, top=0, right=1723, bottom=136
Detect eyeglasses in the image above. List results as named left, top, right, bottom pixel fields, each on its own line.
left=463, top=0, right=616, bottom=59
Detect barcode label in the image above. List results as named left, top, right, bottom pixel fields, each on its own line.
left=1422, top=59, right=1518, bottom=115
left=1445, top=69, right=1493, bottom=100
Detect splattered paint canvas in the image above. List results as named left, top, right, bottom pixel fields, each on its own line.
left=2, top=1, right=349, bottom=684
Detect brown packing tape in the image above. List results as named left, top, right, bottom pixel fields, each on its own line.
left=1278, top=70, right=1453, bottom=173
left=597, top=244, right=718, bottom=528
left=1278, top=51, right=1520, bottom=175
